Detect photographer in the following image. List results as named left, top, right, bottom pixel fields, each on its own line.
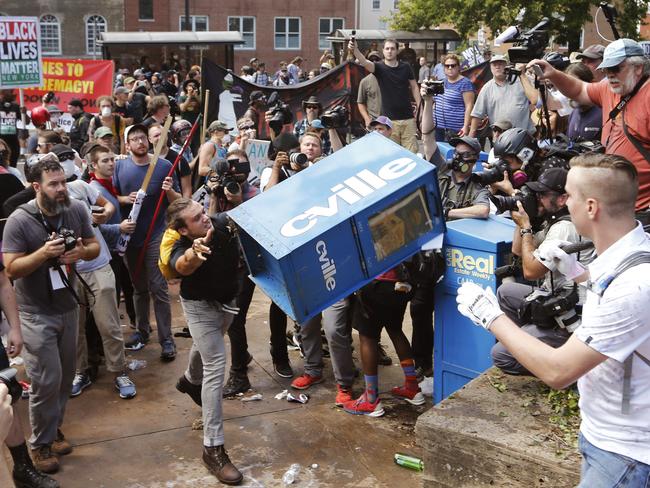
left=491, top=167, right=593, bottom=375
left=456, top=154, right=650, bottom=486
left=528, top=38, right=650, bottom=211
left=167, top=198, right=243, bottom=485
left=293, top=96, right=331, bottom=155
left=244, top=91, right=266, bottom=134
left=2, top=157, right=99, bottom=473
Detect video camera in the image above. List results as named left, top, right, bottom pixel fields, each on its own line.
left=495, top=17, right=550, bottom=64
left=422, top=79, right=444, bottom=96
left=211, top=158, right=251, bottom=197
left=267, top=91, right=293, bottom=134
left=320, top=105, right=349, bottom=129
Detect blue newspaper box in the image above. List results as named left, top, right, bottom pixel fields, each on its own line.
left=433, top=215, right=515, bottom=404
left=437, top=141, right=488, bottom=172
left=229, top=133, right=446, bottom=323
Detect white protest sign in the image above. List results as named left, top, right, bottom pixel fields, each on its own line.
left=246, top=138, right=272, bottom=182
left=0, top=17, right=43, bottom=89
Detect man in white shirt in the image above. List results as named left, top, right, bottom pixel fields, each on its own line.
left=456, top=152, right=650, bottom=487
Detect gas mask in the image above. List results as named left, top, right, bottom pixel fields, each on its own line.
left=450, top=151, right=477, bottom=174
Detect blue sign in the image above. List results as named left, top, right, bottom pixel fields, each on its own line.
left=229, top=132, right=446, bottom=323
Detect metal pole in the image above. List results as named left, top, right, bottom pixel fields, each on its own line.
left=185, top=0, right=191, bottom=71
left=93, top=18, right=97, bottom=60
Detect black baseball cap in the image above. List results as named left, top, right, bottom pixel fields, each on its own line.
left=527, top=168, right=568, bottom=193
left=449, top=136, right=481, bottom=154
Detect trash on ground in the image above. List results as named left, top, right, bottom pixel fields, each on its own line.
left=127, top=359, right=147, bottom=371
left=275, top=389, right=288, bottom=400
left=287, top=392, right=309, bottom=404
left=394, top=452, right=423, bottom=471
left=282, top=463, right=301, bottom=485
left=240, top=393, right=263, bottom=402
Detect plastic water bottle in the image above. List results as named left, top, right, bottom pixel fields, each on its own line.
left=127, top=359, right=147, bottom=371
left=282, top=463, right=301, bottom=485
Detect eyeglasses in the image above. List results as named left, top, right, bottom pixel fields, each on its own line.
left=128, top=135, right=147, bottom=143
left=603, top=62, right=624, bottom=74
left=305, top=105, right=319, bottom=110
left=444, top=64, right=459, bottom=68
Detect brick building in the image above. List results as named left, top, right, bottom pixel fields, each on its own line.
left=124, top=0, right=355, bottom=74
left=0, top=0, right=124, bottom=58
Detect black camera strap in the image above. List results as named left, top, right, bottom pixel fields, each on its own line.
left=606, top=74, right=648, bottom=124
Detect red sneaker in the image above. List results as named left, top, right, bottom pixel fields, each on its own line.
left=291, top=373, right=324, bottom=390
left=335, top=385, right=353, bottom=407
left=391, top=384, right=426, bottom=405
left=343, top=392, right=385, bottom=417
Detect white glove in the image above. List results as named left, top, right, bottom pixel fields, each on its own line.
left=456, top=282, right=504, bottom=330
left=535, top=239, right=586, bottom=280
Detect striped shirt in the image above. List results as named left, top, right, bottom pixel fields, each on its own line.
left=433, top=76, right=475, bottom=131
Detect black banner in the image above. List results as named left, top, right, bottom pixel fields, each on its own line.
left=200, top=59, right=491, bottom=139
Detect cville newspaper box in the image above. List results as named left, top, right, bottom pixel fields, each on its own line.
left=228, top=132, right=446, bottom=323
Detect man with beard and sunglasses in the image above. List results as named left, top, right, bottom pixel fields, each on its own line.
left=2, top=155, right=99, bottom=473
left=528, top=39, right=650, bottom=213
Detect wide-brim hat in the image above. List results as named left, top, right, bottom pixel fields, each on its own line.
left=302, top=95, right=322, bottom=111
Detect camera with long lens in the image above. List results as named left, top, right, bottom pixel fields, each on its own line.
left=288, top=150, right=308, bottom=167
left=476, top=159, right=510, bottom=186
left=212, top=158, right=251, bottom=197
left=422, top=79, right=444, bottom=96
left=266, top=91, right=294, bottom=134
left=47, top=228, right=77, bottom=252
left=522, top=286, right=581, bottom=331
left=0, top=368, right=22, bottom=405
left=320, top=105, right=349, bottom=129
left=489, top=185, right=538, bottom=219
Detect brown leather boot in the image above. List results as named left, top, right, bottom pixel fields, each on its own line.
left=31, top=445, right=59, bottom=474
left=202, top=445, right=243, bottom=485
left=51, top=429, right=72, bottom=456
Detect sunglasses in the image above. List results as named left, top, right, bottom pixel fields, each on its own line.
left=305, top=105, right=319, bottom=110
left=603, top=63, right=624, bottom=74
left=444, top=64, right=458, bottom=68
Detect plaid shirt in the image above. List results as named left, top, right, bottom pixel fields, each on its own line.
left=253, top=72, right=269, bottom=86
left=293, top=119, right=332, bottom=155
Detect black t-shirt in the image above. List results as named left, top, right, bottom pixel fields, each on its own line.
left=127, top=92, right=147, bottom=123
left=169, top=214, right=240, bottom=303
left=372, top=61, right=415, bottom=120
left=0, top=173, right=26, bottom=236
left=0, top=101, right=21, bottom=162
left=166, top=149, right=192, bottom=180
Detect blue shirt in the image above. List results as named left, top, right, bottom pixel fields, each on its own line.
left=433, top=76, right=475, bottom=131
left=113, top=157, right=179, bottom=248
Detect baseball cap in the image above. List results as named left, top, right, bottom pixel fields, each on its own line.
left=490, top=54, right=508, bottom=63
left=597, top=39, right=645, bottom=69
left=123, top=76, right=136, bottom=85
left=527, top=167, right=568, bottom=193
left=114, top=86, right=129, bottom=95
left=51, top=144, right=78, bottom=179
left=320, top=63, right=331, bottom=70
left=47, top=105, right=62, bottom=114
left=68, top=98, right=83, bottom=109
left=310, top=119, right=325, bottom=130
left=449, top=136, right=481, bottom=154
left=491, top=120, right=513, bottom=132
left=79, top=141, right=103, bottom=159
left=367, top=51, right=382, bottom=61
left=369, top=116, right=393, bottom=130
left=94, top=126, right=114, bottom=139
left=124, top=124, right=148, bottom=144
left=576, top=44, right=605, bottom=60
left=207, top=120, right=233, bottom=133
left=249, top=90, right=266, bottom=103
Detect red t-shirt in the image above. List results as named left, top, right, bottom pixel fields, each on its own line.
left=587, top=79, right=650, bottom=210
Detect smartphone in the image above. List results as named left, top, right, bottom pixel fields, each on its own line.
left=91, top=205, right=105, bottom=214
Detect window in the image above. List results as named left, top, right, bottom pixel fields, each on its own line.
left=228, top=16, right=255, bottom=50
left=40, top=14, right=61, bottom=55
left=372, top=0, right=380, bottom=9
left=275, top=17, right=300, bottom=50
left=393, top=0, right=400, bottom=9
left=179, top=15, right=209, bottom=32
left=139, top=0, right=153, bottom=20
left=85, top=15, right=107, bottom=55
left=579, top=28, right=585, bottom=49
left=319, top=18, right=344, bottom=50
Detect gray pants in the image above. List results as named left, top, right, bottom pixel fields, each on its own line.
left=181, top=298, right=233, bottom=447
left=20, top=309, right=78, bottom=447
left=77, top=264, right=126, bottom=373
left=124, top=234, right=173, bottom=345
left=300, top=297, right=355, bottom=387
left=492, top=282, right=571, bottom=375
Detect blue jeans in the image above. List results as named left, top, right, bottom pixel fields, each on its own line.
left=579, top=432, right=650, bottom=488
left=181, top=298, right=234, bottom=447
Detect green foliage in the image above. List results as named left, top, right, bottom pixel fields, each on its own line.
left=390, top=0, right=650, bottom=49
left=544, top=386, right=581, bottom=451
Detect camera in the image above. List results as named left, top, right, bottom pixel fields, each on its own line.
left=320, top=105, right=349, bottom=129
left=497, top=18, right=550, bottom=64
left=43, top=91, right=55, bottom=104
left=47, top=228, right=77, bottom=252
left=213, top=158, right=251, bottom=197
left=477, top=159, right=510, bottom=186
left=422, top=79, right=445, bottom=96
left=266, top=91, right=293, bottom=134
left=288, top=150, right=308, bottom=166
left=0, top=368, right=22, bottom=405
left=489, top=185, right=538, bottom=219
left=523, top=286, right=580, bottom=331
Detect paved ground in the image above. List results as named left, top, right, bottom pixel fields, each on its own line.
left=2, top=284, right=429, bottom=487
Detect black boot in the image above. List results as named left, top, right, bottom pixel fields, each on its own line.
left=223, top=373, right=251, bottom=398
left=9, top=442, right=60, bottom=488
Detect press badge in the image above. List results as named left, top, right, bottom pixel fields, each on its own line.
left=49, top=267, right=67, bottom=290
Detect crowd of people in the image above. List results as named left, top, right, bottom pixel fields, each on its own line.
left=0, top=33, right=648, bottom=487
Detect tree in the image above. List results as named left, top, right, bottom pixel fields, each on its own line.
left=390, top=0, right=649, bottom=51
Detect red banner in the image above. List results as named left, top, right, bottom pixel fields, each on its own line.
left=17, top=58, right=114, bottom=111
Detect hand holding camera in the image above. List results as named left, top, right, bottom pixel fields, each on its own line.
left=422, top=79, right=444, bottom=96
left=274, top=151, right=290, bottom=168
left=59, top=237, right=85, bottom=265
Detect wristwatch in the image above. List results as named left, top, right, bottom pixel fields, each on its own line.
left=520, top=227, right=533, bottom=237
